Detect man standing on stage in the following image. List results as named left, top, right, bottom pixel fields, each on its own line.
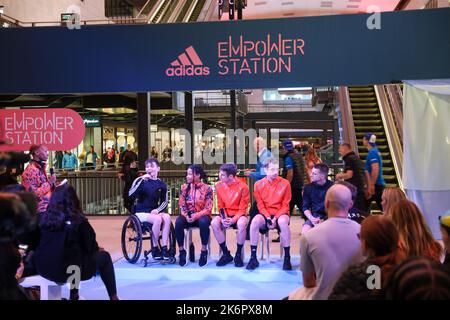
left=22, top=144, right=56, bottom=214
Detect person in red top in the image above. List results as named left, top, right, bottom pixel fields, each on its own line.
left=212, top=163, right=250, bottom=267
left=21, top=144, right=56, bottom=214
left=175, top=165, right=213, bottom=267
left=247, top=157, right=292, bottom=270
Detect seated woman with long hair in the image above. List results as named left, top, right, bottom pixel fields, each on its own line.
left=386, top=200, right=443, bottom=262
left=33, top=184, right=119, bottom=300
left=381, top=187, right=406, bottom=214
left=175, top=165, right=213, bottom=267
left=329, top=215, right=405, bottom=299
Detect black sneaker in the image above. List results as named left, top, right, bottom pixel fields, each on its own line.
left=246, top=257, right=260, bottom=270
left=152, top=247, right=162, bottom=260
left=161, top=247, right=171, bottom=260
left=179, top=250, right=187, bottom=267
left=199, top=250, right=208, bottom=267
left=234, top=254, right=244, bottom=267
left=283, top=256, right=292, bottom=271
left=216, top=252, right=233, bottom=266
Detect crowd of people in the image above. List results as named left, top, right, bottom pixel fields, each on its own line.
left=1, top=133, right=450, bottom=300
left=0, top=144, right=119, bottom=300
left=51, top=144, right=139, bottom=171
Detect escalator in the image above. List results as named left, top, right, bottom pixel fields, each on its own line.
left=138, top=0, right=158, bottom=17
left=348, top=86, right=398, bottom=187
left=160, top=0, right=178, bottom=23
left=188, top=0, right=207, bottom=22
left=151, top=0, right=170, bottom=23
left=175, top=1, right=192, bottom=22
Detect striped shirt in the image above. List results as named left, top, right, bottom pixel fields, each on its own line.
left=129, top=177, right=168, bottom=213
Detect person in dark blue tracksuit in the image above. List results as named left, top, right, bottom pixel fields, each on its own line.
left=128, top=158, right=171, bottom=260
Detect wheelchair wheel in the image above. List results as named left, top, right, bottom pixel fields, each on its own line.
left=121, top=215, right=143, bottom=264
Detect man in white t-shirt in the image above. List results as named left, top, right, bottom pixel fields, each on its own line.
left=290, top=184, right=364, bottom=300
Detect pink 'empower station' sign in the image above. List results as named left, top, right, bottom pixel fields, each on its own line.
left=0, top=108, right=85, bottom=151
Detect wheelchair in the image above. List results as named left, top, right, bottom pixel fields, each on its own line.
left=121, top=205, right=177, bottom=267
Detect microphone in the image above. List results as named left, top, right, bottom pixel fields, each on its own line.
left=49, top=168, right=56, bottom=190
left=219, top=208, right=227, bottom=220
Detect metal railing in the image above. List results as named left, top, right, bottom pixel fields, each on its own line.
left=383, top=84, right=404, bottom=144
left=59, top=170, right=253, bottom=216
left=64, top=171, right=125, bottom=215
left=337, top=86, right=358, bottom=155
left=247, top=103, right=314, bottom=113
left=0, top=0, right=212, bottom=29
left=193, top=91, right=238, bottom=107
left=0, top=12, right=147, bottom=28
left=57, top=163, right=343, bottom=216
left=0, top=13, right=22, bottom=27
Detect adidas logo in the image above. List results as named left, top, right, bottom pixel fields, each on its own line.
left=165, top=46, right=210, bottom=77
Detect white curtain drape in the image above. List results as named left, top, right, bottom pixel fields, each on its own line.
left=403, top=80, right=450, bottom=239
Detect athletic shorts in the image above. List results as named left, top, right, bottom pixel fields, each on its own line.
left=135, top=212, right=152, bottom=223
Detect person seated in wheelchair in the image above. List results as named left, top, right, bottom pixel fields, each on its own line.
left=247, top=157, right=292, bottom=271
left=175, top=165, right=213, bottom=267
left=128, top=158, right=171, bottom=261
left=211, top=163, right=250, bottom=268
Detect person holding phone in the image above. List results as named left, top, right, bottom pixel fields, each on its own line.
left=211, top=163, right=250, bottom=267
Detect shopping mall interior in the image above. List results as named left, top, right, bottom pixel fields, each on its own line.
left=0, top=0, right=449, bottom=302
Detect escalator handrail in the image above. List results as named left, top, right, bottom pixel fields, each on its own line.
left=202, top=0, right=219, bottom=22
left=385, top=84, right=404, bottom=144
left=135, top=0, right=157, bottom=19
left=338, top=86, right=359, bottom=156
left=374, top=85, right=404, bottom=190
left=189, top=0, right=208, bottom=22
left=166, top=0, right=187, bottom=23
left=146, top=0, right=167, bottom=23
left=184, top=0, right=200, bottom=23
left=153, top=0, right=173, bottom=23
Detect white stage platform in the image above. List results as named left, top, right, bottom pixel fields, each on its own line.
left=72, top=255, right=303, bottom=300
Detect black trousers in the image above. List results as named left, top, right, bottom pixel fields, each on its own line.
left=175, top=215, right=211, bottom=247
left=71, top=250, right=117, bottom=299
left=365, top=184, right=385, bottom=212
left=290, top=185, right=303, bottom=216
left=355, top=191, right=368, bottom=217
left=246, top=201, right=260, bottom=239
